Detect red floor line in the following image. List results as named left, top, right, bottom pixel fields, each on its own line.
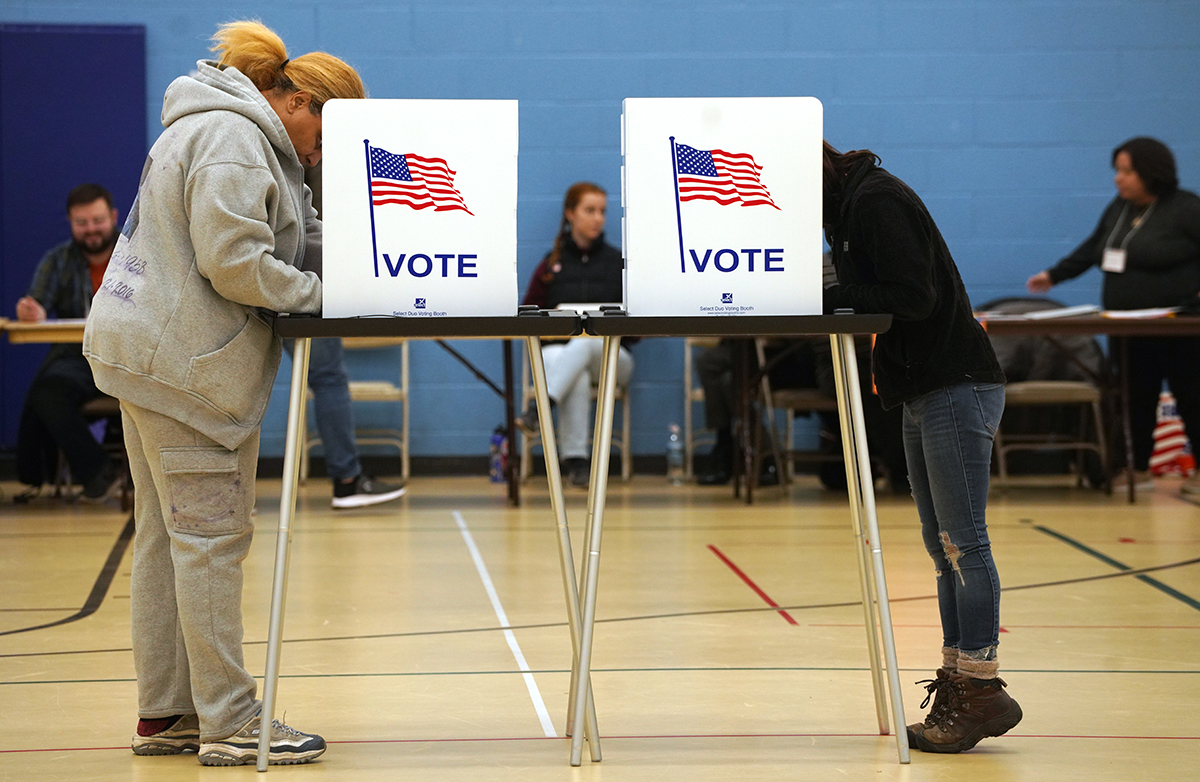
left=707, top=544, right=797, bottom=625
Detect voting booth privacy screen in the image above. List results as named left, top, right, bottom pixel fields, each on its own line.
left=321, top=99, right=519, bottom=318
left=622, top=97, right=823, bottom=317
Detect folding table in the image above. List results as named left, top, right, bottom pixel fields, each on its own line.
left=978, top=311, right=1200, bottom=502
left=262, top=311, right=588, bottom=771
left=566, top=311, right=909, bottom=765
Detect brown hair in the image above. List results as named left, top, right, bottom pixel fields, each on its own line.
left=210, top=20, right=365, bottom=113
left=66, top=183, right=113, bottom=213
left=541, top=182, right=606, bottom=281
left=822, top=141, right=881, bottom=197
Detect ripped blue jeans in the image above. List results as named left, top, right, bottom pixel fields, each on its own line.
left=902, top=381, right=1005, bottom=658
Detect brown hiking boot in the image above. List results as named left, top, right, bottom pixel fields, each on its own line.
left=914, top=673, right=1022, bottom=753
left=906, top=668, right=955, bottom=745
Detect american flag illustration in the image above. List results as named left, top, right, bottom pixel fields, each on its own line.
left=673, top=142, right=778, bottom=209
left=367, top=143, right=473, bottom=215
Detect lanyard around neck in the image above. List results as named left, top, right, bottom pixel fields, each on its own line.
left=1105, top=200, right=1155, bottom=250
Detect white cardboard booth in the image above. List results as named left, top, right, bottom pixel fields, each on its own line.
left=321, top=99, right=519, bottom=318
left=622, top=97, right=823, bottom=316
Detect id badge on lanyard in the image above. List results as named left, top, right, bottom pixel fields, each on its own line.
left=1103, top=201, right=1153, bottom=274
left=1102, top=248, right=1126, bottom=273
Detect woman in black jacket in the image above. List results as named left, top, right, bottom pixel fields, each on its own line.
left=823, top=142, right=1020, bottom=754
left=1027, top=137, right=1200, bottom=496
left=516, top=182, right=633, bottom=488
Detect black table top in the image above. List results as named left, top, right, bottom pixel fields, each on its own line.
left=272, top=310, right=584, bottom=339
left=581, top=311, right=892, bottom=338
left=272, top=310, right=893, bottom=340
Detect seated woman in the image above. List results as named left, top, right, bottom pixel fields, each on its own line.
left=516, top=181, right=633, bottom=488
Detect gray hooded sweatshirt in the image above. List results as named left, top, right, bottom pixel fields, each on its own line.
left=84, top=61, right=322, bottom=450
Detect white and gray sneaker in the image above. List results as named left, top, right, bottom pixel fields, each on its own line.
left=131, top=713, right=200, bottom=755
left=198, top=713, right=326, bottom=766
left=331, top=474, right=407, bottom=509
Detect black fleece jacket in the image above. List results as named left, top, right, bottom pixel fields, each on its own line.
left=1047, top=189, right=1200, bottom=310
left=521, top=231, right=623, bottom=309
left=823, top=160, right=1004, bottom=409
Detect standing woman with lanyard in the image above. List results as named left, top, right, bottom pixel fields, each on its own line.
left=1027, top=137, right=1200, bottom=496
left=84, top=20, right=364, bottom=766
left=823, top=141, right=1021, bottom=754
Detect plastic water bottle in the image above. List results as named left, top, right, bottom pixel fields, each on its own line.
left=666, top=423, right=685, bottom=485
left=489, top=427, right=506, bottom=483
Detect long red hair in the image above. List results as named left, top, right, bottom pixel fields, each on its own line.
left=540, top=181, right=606, bottom=283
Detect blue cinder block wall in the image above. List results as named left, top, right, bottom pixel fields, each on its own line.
left=3, top=1, right=1198, bottom=461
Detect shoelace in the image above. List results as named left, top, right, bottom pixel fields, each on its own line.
left=243, top=713, right=305, bottom=739
left=915, top=676, right=953, bottom=711
left=915, top=676, right=957, bottom=727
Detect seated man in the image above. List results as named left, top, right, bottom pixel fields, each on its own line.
left=695, top=251, right=908, bottom=492
left=695, top=336, right=908, bottom=493
left=15, top=184, right=121, bottom=499
left=693, top=337, right=809, bottom=486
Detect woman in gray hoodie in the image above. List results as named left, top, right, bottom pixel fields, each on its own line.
left=83, top=20, right=363, bottom=766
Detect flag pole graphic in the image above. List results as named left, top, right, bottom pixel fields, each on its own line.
left=364, top=139, right=382, bottom=278
left=670, top=136, right=686, bottom=274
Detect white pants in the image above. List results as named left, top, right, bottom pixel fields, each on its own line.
left=541, top=338, right=634, bottom=460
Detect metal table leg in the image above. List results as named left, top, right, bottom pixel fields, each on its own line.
left=568, top=335, right=621, bottom=765
left=504, top=339, right=520, bottom=506
left=524, top=338, right=600, bottom=751
left=258, top=337, right=311, bottom=771
left=830, top=335, right=888, bottom=731
left=829, top=334, right=910, bottom=764
left=1117, top=336, right=1137, bottom=502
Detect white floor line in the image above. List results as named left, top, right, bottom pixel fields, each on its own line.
left=452, top=510, right=557, bottom=738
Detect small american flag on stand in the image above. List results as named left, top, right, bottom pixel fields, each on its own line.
left=367, top=143, right=473, bottom=215
left=1151, top=390, right=1195, bottom=476
left=674, top=142, right=778, bottom=209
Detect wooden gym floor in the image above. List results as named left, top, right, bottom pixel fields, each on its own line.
left=1, top=473, right=1197, bottom=780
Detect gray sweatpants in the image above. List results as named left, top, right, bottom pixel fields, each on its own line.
left=121, top=401, right=260, bottom=742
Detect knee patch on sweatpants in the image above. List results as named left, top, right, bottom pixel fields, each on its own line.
left=160, top=448, right=248, bottom=536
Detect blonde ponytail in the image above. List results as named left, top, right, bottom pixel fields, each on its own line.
left=210, top=19, right=365, bottom=111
